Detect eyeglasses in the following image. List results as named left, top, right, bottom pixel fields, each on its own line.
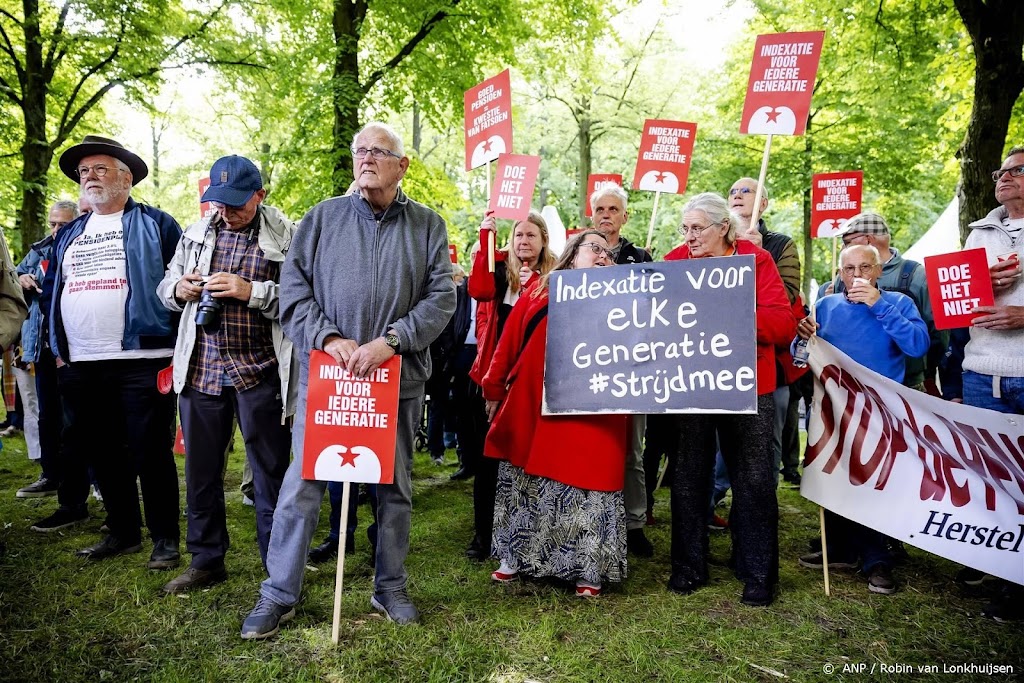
left=678, top=221, right=721, bottom=237
left=76, top=164, right=123, bottom=180
left=992, top=165, right=1024, bottom=183
left=48, top=221, right=68, bottom=229
left=580, top=242, right=613, bottom=259
left=352, top=147, right=401, bottom=160
left=728, top=187, right=754, bottom=196
left=841, top=263, right=879, bottom=275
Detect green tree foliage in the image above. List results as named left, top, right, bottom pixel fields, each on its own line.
left=0, top=0, right=261, bottom=252
left=688, top=0, right=966, bottom=293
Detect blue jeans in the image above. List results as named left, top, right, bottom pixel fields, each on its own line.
left=260, top=393, right=422, bottom=607
left=962, top=371, right=1024, bottom=414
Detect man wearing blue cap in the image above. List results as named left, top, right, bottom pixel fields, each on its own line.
left=40, top=135, right=182, bottom=568
left=157, top=155, right=297, bottom=593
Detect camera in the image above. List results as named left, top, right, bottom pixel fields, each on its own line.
left=194, top=280, right=223, bottom=328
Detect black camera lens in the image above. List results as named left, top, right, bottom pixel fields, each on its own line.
left=194, top=287, right=223, bottom=328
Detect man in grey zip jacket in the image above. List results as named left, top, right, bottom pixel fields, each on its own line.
left=242, top=122, right=455, bottom=638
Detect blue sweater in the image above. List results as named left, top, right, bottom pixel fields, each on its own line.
left=812, top=291, right=929, bottom=383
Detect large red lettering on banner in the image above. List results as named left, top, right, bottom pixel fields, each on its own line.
left=632, top=120, right=696, bottom=195
left=464, top=70, right=513, bottom=171
left=740, top=31, right=825, bottom=136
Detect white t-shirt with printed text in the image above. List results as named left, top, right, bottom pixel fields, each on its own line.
left=60, top=211, right=171, bottom=361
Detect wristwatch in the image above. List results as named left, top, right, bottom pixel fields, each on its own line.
left=384, top=332, right=401, bottom=353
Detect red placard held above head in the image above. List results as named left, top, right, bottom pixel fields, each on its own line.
left=925, top=248, right=995, bottom=330
left=740, top=31, right=825, bottom=137
left=632, top=120, right=697, bottom=195
left=302, top=352, right=401, bottom=484
left=487, top=153, right=541, bottom=220
left=811, top=171, right=863, bottom=238
left=585, top=174, right=623, bottom=217
left=198, top=175, right=215, bottom=221
left=448, top=244, right=458, bottom=264
left=464, top=69, right=513, bottom=171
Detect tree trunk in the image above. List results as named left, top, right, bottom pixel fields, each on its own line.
left=955, top=1, right=1024, bottom=241
left=19, top=0, right=49, bottom=255
left=412, top=102, right=422, bottom=154
left=577, top=113, right=592, bottom=226
left=332, top=0, right=365, bottom=196
left=151, top=123, right=161, bottom=190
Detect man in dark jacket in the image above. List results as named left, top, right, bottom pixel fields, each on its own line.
left=38, top=135, right=182, bottom=570
left=590, top=185, right=655, bottom=557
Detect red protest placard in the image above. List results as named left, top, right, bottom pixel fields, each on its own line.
left=811, top=171, right=863, bottom=238
left=173, top=423, right=185, bottom=455
left=487, top=154, right=541, bottom=220
left=448, top=244, right=458, bottom=264
left=464, top=69, right=513, bottom=171
left=632, top=120, right=696, bottom=195
left=198, top=175, right=215, bottom=221
left=302, top=351, right=401, bottom=484
left=584, top=174, right=623, bottom=217
left=740, top=31, right=825, bottom=136
left=924, top=248, right=995, bottom=330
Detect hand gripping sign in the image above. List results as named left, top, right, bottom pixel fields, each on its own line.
left=464, top=69, right=514, bottom=171
left=302, top=351, right=401, bottom=484
left=740, top=31, right=825, bottom=137
left=811, top=171, right=863, bottom=238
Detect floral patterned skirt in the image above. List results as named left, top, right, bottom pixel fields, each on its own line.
left=491, top=461, right=627, bottom=585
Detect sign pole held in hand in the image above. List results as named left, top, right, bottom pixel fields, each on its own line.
left=645, top=191, right=662, bottom=251
left=819, top=506, right=831, bottom=597
left=750, top=135, right=773, bottom=228
left=331, top=481, right=352, bottom=644
left=487, top=161, right=494, bottom=272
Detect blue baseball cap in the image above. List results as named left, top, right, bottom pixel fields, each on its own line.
left=201, top=155, right=263, bottom=207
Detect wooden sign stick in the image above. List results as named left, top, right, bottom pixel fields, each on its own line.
left=819, top=506, right=831, bottom=597
left=487, top=161, right=495, bottom=273
left=331, top=481, right=352, bottom=644
left=645, top=190, right=662, bottom=251
left=749, top=134, right=773, bottom=228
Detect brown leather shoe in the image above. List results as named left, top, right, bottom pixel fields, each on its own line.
left=162, top=566, right=228, bottom=594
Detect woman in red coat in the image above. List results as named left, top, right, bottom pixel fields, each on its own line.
left=482, top=230, right=628, bottom=597
left=663, top=192, right=796, bottom=607
left=463, top=210, right=558, bottom=561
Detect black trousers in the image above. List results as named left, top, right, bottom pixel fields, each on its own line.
left=36, top=352, right=85, bottom=499
left=179, top=379, right=291, bottom=569
left=671, top=394, right=778, bottom=586
left=59, top=357, right=179, bottom=545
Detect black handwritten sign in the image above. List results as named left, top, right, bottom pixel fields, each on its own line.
left=542, top=258, right=757, bottom=415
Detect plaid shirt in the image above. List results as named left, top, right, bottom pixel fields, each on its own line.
left=187, top=225, right=280, bottom=394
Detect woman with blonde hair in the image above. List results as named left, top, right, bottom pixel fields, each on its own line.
left=462, top=210, right=557, bottom=561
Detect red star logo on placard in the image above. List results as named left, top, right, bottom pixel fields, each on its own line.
left=482, top=140, right=493, bottom=153
left=339, top=449, right=358, bottom=468
left=765, top=108, right=781, bottom=123
left=655, top=172, right=667, bottom=183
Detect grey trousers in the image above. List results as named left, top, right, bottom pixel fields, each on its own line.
left=623, top=414, right=648, bottom=531
left=259, top=393, right=422, bottom=607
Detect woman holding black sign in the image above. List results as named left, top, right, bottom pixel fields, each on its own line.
left=482, top=230, right=629, bottom=597
left=463, top=211, right=558, bottom=561
left=663, top=192, right=795, bottom=606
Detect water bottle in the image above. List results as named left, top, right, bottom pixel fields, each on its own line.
left=792, top=338, right=810, bottom=368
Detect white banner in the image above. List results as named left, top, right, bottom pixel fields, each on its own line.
left=801, top=337, right=1024, bottom=585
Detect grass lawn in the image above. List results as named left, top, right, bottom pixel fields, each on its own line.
left=0, top=431, right=1021, bottom=683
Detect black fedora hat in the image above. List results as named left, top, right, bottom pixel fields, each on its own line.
left=58, top=135, right=149, bottom=186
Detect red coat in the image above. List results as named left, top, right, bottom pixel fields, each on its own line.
left=664, top=240, right=796, bottom=395
left=481, top=288, right=629, bottom=492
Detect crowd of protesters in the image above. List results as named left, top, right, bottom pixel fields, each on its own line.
left=3, top=129, right=1022, bottom=639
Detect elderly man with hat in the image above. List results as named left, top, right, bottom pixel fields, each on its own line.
left=823, top=212, right=943, bottom=393
left=156, top=155, right=297, bottom=593
left=38, top=135, right=183, bottom=567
